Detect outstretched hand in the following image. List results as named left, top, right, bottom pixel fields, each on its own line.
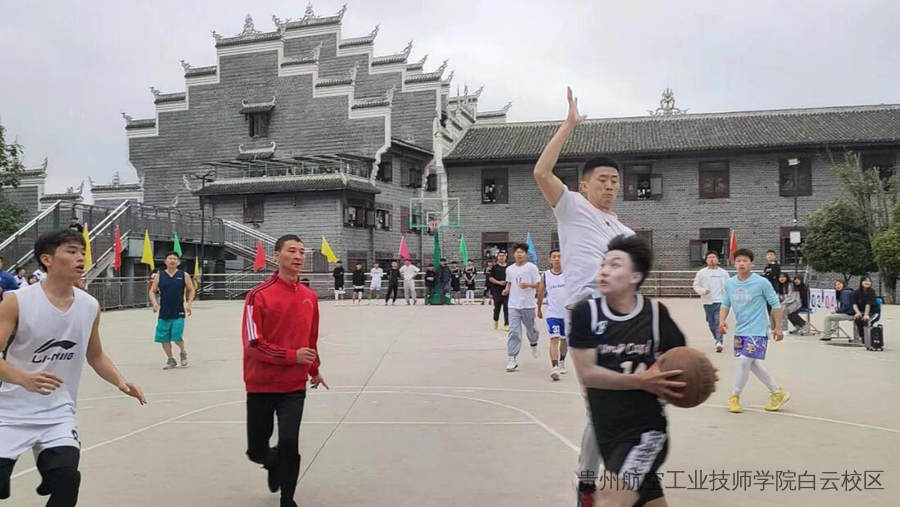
left=565, top=87, right=584, bottom=126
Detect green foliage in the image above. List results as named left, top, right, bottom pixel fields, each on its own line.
left=803, top=199, right=877, bottom=282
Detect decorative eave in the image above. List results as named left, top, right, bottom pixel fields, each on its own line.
left=237, top=142, right=277, bottom=160
left=213, top=15, right=281, bottom=48
left=152, top=89, right=187, bottom=104
left=339, top=24, right=379, bottom=48
left=315, top=62, right=358, bottom=88
left=122, top=113, right=156, bottom=130
left=405, top=59, right=448, bottom=84
left=195, top=173, right=380, bottom=196
left=182, top=62, right=217, bottom=78
left=91, top=183, right=142, bottom=193
left=41, top=182, right=84, bottom=202
left=240, top=97, right=276, bottom=114
left=406, top=54, right=428, bottom=72
left=478, top=102, right=513, bottom=118
left=391, top=137, right=433, bottom=157
left=20, top=158, right=48, bottom=179
left=372, top=40, right=413, bottom=66
left=449, top=85, right=484, bottom=103
left=279, top=3, right=348, bottom=31
left=282, top=42, right=322, bottom=67
left=352, top=87, right=395, bottom=110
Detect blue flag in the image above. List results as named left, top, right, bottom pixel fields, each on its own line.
left=525, top=232, right=538, bottom=264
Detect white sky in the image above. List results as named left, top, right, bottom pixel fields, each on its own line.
left=1, top=0, right=898, bottom=194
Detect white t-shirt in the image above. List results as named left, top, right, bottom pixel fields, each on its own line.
left=32, top=270, right=47, bottom=282
left=692, top=267, right=730, bottom=304
left=399, top=264, right=420, bottom=281
left=505, top=262, right=540, bottom=309
left=0, top=282, right=99, bottom=424
left=552, top=190, right=634, bottom=308
left=369, top=267, right=384, bottom=288
left=543, top=269, right=567, bottom=319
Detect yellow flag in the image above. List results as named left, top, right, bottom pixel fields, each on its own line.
left=82, top=224, right=93, bottom=270
left=320, top=236, right=339, bottom=263
left=141, top=230, right=155, bottom=270
left=193, top=256, right=201, bottom=290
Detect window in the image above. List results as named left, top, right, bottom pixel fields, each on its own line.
left=376, top=157, right=393, bottom=183
left=550, top=232, right=560, bottom=251
left=624, top=164, right=663, bottom=201
left=375, top=207, right=392, bottom=231
left=243, top=196, right=264, bottom=223
left=403, top=164, right=423, bottom=188
left=481, top=168, right=509, bottom=204
left=347, top=250, right=368, bottom=272
left=400, top=206, right=410, bottom=233
left=689, top=228, right=729, bottom=264
left=779, top=158, right=812, bottom=197
left=861, top=152, right=896, bottom=185
left=780, top=227, right=807, bottom=266
left=482, top=232, right=509, bottom=261
left=344, top=204, right=366, bottom=228
left=246, top=112, right=270, bottom=138
left=426, top=173, right=437, bottom=192
left=699, top=161, right=730, bottom=199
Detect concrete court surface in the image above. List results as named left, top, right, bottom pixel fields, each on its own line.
left=6, top=296, right=898, bottom=507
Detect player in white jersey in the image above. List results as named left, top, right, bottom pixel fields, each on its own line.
left=537, top=249, right=568, bottom=381
left=533, top=87, right=634, bottom=506
left=0, top=230, right=146, bottom=506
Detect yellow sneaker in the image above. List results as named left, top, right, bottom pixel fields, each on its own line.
left=493, top=321, right=499, bottom=330
left=504, top=324, right=510, bottom=332
left=728, top=393, right=742, bottom=413
left=765, top=388, right=791, bottom=411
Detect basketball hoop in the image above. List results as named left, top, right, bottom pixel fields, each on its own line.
left=427, top=220, right=440, bottom=233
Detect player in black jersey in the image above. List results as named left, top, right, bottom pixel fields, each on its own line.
left=569, top=234, right=688, bottom=507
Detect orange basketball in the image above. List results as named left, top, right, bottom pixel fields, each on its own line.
left=656, top=346, right=717, bottom=408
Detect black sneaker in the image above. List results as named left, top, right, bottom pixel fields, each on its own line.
left=266, top=448, right=280, bottom=493
left=577, top=480, right=596, bottom=507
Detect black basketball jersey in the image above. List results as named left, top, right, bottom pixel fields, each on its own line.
left=569, top=293, right=686, bottom=443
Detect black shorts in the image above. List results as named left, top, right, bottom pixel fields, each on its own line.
left=598, top=429, right=668, bottom=506
left=334, top=282, right=344, bottom=291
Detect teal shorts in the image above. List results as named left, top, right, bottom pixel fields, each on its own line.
left=154, top=318, right=185, bottom=343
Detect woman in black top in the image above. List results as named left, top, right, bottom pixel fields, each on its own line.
left=853, top=276, right=878, bottom=337
left=787, top=277, right=810, bottom=333
left=332, top=261, right=345, bottom=305
left=351, top=264, right=366, bottom=305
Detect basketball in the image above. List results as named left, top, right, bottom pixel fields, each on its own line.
left=656, top=347, right=717, bottom=408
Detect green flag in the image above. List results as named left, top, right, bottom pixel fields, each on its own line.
left=172, top=231, right=183, bottom=257
left=459, top=233, right=469, bottom=265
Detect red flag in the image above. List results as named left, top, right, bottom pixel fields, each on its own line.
left=113, top=226, right=123, bottom=270
left=728, top=229, right=738, bottom=262
left=253, top=241, right=267, bottom=272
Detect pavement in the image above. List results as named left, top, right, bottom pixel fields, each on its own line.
left=7, top=296, right=898, bottom=506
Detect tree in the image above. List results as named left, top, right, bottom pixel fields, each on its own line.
left=803, top=199, right=876, bottom=284
left=832, top=151, right=899, bottom=302
left=871, top=202, right=900, bottom=303
left=0, top=121, right=25, bottom=238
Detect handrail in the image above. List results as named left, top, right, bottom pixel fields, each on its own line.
left=223, top=219, right=276, bottom=243
left=88, top=200, right=130, bottom=239
left=0, top=200, right=62, bottom=251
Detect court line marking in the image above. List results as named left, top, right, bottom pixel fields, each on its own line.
left=169, top=420, right=534, bottom=426
left=10, top=400, right=244, bottom=480
left=704, top=403, right=900, bottom=434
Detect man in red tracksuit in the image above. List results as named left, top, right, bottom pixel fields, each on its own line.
left=241, top=234, right=328, bottom=507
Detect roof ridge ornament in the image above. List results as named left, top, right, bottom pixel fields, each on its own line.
left=401, top=40, right=413, bottom=58
left=649, top=88, right=687, bottom=116
left=416, top=54, right=428, bottom=66
left=303, top=2, right=315, bottom=20
left=240, top=14, right=259, bottom=36
left=180, top=59, right=192, bottom=72
left=369, top=24, right=380, bottom=37
left=444, top=69, right=454, bottom=83
left=211, top=30, right=223, bottom=42
left=272, top=15, right=291, bottom=33
left=336, top=3, right=347, bottom=19
left=474, top=85, right=484, bottom=97
left=121, top=112, right=134, bottom=123
left=149, top=86, right=161, bottom=99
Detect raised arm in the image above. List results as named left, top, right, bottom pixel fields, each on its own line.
left=533, top=87, right=583, bottom=207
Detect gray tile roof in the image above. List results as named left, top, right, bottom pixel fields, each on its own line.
left=352, top=96, right=391, bottom=109
left=215, top=30, right=281, bottom=48
left=445, top=104, right=900, bottom=162
left=316, top=76, right=353, bottom=87
left=92, top=183, right=142, bottom=192
left=125, top=119, right=156, bottom=130
left=185, top=65, right=217, bottom=77
left=154, top=92, right=186, bottom=104
left=196, top=174, right=380, bottom=196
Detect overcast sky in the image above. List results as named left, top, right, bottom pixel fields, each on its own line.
left=1, top=0, right=898, bottom=196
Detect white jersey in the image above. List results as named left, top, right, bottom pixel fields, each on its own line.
left=505, top=262, right=540, bottom=309
left=0, top=282, right=99, bottom=424
left=552, top=190, right=634, bottom=308
left=543, top=269, right=567, bottom=319
left=369, top=268, right=383, bottom=289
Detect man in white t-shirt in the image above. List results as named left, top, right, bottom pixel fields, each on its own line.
left=502, top=244, right=541, bottom=373
left=537, top=248, right=568, bottom=381
left=399, top=259, right=420, bottom=305
left=692, top=250, right=731, bottom=352
left=368, top=264, right=384, bottom=305
left=533, top=87, right=634, bottom=505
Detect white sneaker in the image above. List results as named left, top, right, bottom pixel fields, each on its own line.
left=559, top=361, right=567, bottom=374
left=715, top=343, right=723, bottom=353
left=505, top=357, right=518, bottom=372
left=550, top=367, right=560, bottom=381
left=530, top=344, right=538, bottom=359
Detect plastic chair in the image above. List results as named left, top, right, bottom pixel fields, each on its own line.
left=798, top=307, right=821, bottom=336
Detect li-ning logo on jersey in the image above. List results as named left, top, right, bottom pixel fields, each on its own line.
left=593, top=320, right=608, bottom=335
left=31, top=339, right=77, bottom=363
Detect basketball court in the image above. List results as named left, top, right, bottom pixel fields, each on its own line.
left=7, top=298, right=898, bottom=506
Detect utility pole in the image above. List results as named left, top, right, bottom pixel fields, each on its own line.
left=191, top=170, right=216, bottom=295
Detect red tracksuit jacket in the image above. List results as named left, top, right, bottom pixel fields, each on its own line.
left=242, top=273, right=321, bottom=393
